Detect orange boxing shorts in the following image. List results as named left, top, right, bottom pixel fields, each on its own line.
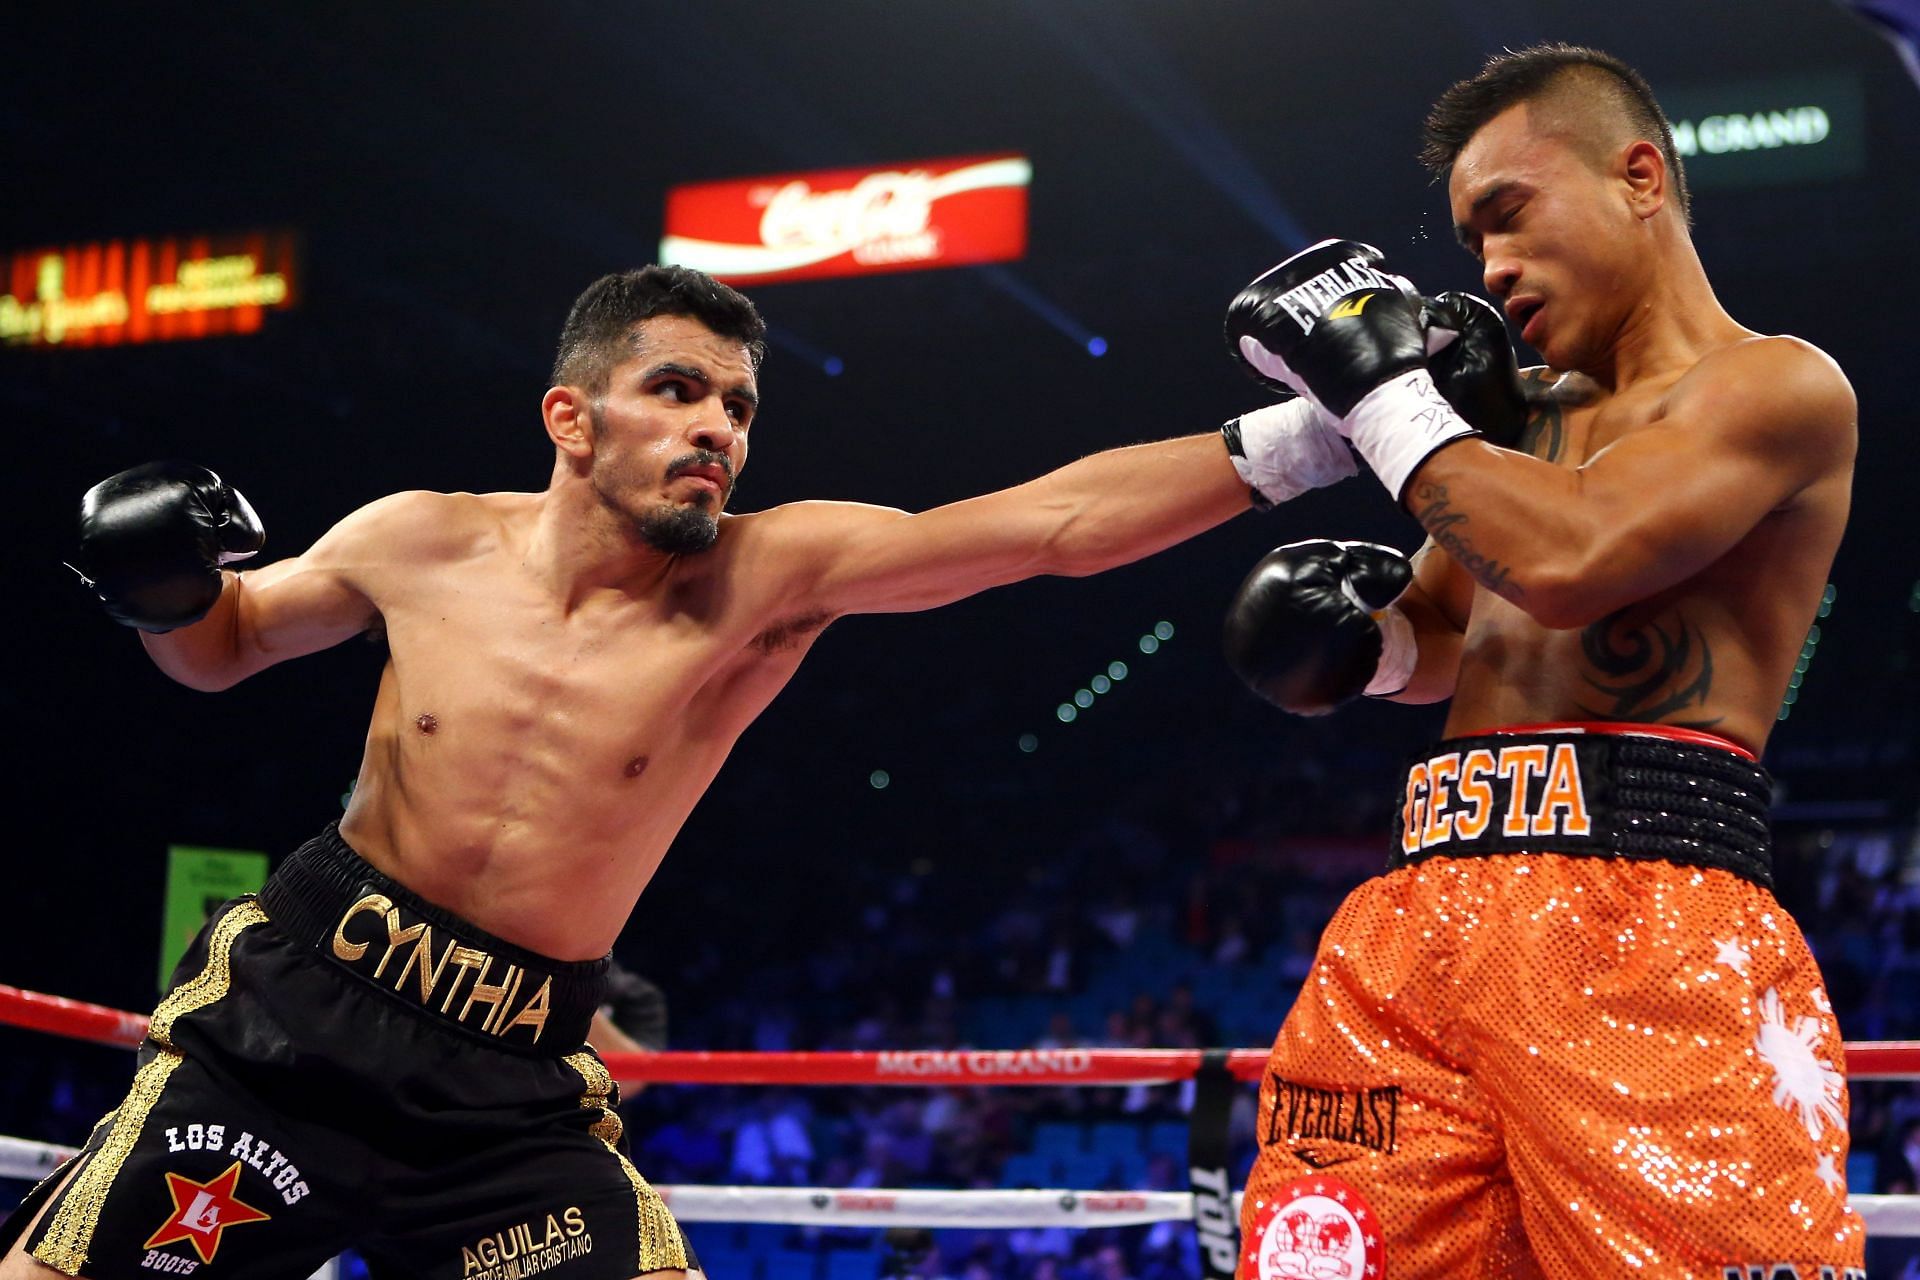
left=1239, top=723, right=1866, bottom=1280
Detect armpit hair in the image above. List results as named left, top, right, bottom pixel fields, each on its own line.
left=753, top=611, right=832, bottom=653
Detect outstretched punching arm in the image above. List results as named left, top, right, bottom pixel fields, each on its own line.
left=761, top=390, right=1366, bottom=619
left=765, top=434, right=1253, bottom=620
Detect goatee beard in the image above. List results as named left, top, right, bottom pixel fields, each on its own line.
left=635, top=502, right=720, bottom=555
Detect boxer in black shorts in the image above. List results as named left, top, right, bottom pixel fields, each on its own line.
left=3, top=827, right=689, bottom=1279
left=13, top=262, right=1360, bottom=1278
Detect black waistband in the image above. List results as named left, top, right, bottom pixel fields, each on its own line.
left=258, top=824, right=609, bottom=1054
left=1385, top=728, right=1774, bottom=887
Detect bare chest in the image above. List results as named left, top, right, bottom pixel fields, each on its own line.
left=1517, top=379, right=1671, bottom=470
left=370, top=565, right=786, bottom=775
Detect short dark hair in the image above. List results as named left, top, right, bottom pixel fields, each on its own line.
left=551, top=265, right=768, bottom=392
left=1420, top=43, right=1690, bottom=223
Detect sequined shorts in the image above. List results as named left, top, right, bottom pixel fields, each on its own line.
left=1239, top=725, right=1866, bottom=1279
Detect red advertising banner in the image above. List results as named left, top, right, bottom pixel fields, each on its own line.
left=660, top=153, right=1030, bottom=284
left=0, top=230, right=298, bottom=348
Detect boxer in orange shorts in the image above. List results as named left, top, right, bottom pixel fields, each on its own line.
left=1217, top=44, right=1864, bottom=1278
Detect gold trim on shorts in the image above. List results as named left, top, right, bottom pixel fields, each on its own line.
left=565, top=1050, right=686, bottom=1273
left=33, top=900, right=270, bottom=1275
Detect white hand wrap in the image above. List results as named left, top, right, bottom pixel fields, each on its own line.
left=1224, top=399, right=1358, bottom=507
left=1342, top=368, right=1478, bottom=501
left=1362, top=601, right=1418, bottom=697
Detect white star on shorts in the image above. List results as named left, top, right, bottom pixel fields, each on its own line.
left=1712, top=938, right=1750, bottom=976
left=1756, top=987, right=1846, bottom=1142
left=1815, top=1152, right=1844, bottom=1194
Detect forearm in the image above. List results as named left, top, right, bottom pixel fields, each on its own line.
left=1035, top=434, right=1252, bottom=576
left=138, top=571, right=248, bottom=691
left=1403, top=443, right=1608, bottom=627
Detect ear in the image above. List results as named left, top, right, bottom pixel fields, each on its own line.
left=543, top=385, right=594, bottom=459
left=1619, top=139, right=1667, bottom=221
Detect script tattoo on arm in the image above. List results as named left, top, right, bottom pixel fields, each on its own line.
left=1575, top=606, right=1721, bottom=726
left=1410, top=480, right=1525, bottom=602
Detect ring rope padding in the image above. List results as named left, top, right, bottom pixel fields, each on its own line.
left=0, top=1136, right=1915, bottom=1235
left=4, top=984, right=1918, bottom=1083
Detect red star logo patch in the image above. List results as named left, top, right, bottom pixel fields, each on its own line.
left=143, top=1160, right=272, bottom=1263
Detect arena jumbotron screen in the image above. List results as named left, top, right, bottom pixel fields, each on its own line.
left=0, top=230, right=298, bottom=348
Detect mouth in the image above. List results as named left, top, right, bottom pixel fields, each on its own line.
left=671, top=463, right=729, bottom=495
left=1507, top=297, right=1545, bottom=345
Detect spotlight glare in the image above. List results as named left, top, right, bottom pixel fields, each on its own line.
left=1074, top=689, right=1094, bottom=708
left=1154, top=621, right=1175, bottom=640
left=1057, top=703, right=1078, bottom=723
left=1108, top=661, right=1128, bottom=680
left=1139, top=635, right=1160, bottom=654
left=1086, top=336, right=1108, bottom=357
left=1091, top=675, right=1111, bottom=694
left=823, top=356, right=845, bottom=377
left=869, top=769, right=891, bottom=789
left=1018, top=733, right=1039, bottom=753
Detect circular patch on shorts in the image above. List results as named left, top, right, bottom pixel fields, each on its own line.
left=1246, top=1174, right=1385, bottom=1280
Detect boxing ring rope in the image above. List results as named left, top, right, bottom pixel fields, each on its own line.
left=9, top=984, right=1920, bottom=1081
left=5, top=984, right=1919, bottom=1239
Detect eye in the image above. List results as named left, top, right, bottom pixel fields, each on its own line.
left=656, top=379, right=692, bottom=402
left=726, top=400, right=752, bottom=425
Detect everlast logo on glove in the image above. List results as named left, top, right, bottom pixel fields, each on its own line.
left=1261, top=244, right=1403, bottom=334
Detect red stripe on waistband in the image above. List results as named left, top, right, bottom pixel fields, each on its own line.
left=1481, top=721, right=1757, bottom=763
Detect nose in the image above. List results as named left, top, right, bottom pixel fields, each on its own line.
left=689, top=412, right=737, bottom=455
left=1482, top=250, right=1521, bottom=303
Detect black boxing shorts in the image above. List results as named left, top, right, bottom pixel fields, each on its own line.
left=1, top=824, right=695, bottom=1279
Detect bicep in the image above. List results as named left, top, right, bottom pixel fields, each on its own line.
left=221, top=493, right=437, bottom=678
left=227, top=554, right=377, bottom=674
left=779, top=487, right=1072, bottom=619
left=1566, top=375, right=1848, bottom=606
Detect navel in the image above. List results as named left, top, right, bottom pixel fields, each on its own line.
left=415, top=713, right=439, bottom=735
left=624, top=755, right=650, bottom=779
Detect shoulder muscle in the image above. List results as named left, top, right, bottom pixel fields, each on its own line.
left=1662, top=337, right=1856, bottom=482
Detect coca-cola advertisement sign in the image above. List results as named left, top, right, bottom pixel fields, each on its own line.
left=660, top=153, right=1030, bottom=284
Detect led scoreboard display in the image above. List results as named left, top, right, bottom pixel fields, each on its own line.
left=0, top=230, right=298, bottom=348
left=660, top=153, right=1031, bottom=285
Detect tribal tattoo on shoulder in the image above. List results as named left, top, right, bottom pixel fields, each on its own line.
left=1575, top=606, right=1722, bottom=726
left=1515, top=369, right=1566, bottom=462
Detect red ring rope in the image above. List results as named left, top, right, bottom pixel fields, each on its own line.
left=5, top=983, right=1916, bottom=1082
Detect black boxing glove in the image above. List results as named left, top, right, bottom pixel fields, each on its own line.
left=600, top=963, right=669, bottom=1053
left=1422, top=291, right=1528, bottom=448
left=1223, top=540, right=1417, bottom=716
left=74, top=461, right=265, bottom=631
left=1227, top=240, right=1478, bottom=500
left=1225, top=239, right=1427, bottom=417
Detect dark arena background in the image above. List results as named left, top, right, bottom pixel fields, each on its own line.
left=5, top=3, right=1918, bottom=1277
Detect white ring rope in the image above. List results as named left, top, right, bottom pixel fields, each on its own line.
left=5, top=1134, right=1915, bottom=1236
